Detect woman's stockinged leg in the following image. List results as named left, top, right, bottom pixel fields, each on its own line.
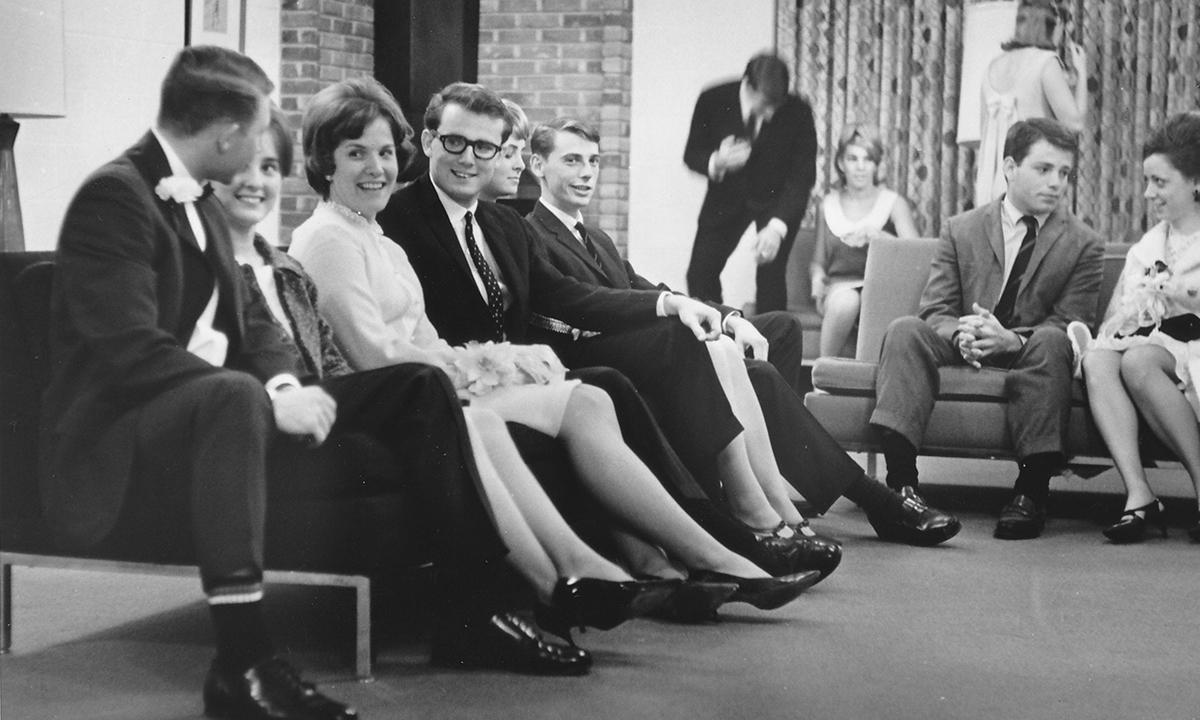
left=557, top=385, right=767, bottom=577
left=819, top=286, right=861, bottom=358
left=1081, top=349, right=1155, bottom=509
left=1121, top=346, right=1200, bottom=504
left=461, top=409, right=629, bottom=603
left=706, top=337, right=804, bottom=525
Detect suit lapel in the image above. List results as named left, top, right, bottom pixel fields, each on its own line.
left=196, top=195, right=243, bottom=338
left=981, top=201, right=1007, bottom=305
left=475, top=201, right=527, bottom=314
left=415, top=176, right=476, bottom=283
left=1019, top=207, right=1065, bottom=296
left=532, top=203, right=616, bottom=285
left=129, top=132, right=205, bottom=256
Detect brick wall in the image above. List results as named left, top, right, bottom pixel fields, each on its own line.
left=477, top=0, right=633, bottom=251
left=278, top=0, right=375, bottom=242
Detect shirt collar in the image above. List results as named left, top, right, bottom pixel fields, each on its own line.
left=539, top=197, right=584, bottom=234
left=738, top=81, right=753, bottom=126
left=1001, top=194, right=1051, bottom=231
left=151, top=127, right=198, bottom=183
left=430, top=175, right=479, bottom=225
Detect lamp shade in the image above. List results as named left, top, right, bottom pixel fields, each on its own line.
left=0, top=0, right=66, bottom=118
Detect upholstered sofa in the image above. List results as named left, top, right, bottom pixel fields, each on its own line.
left=802, top=236, right=1143, bottom=472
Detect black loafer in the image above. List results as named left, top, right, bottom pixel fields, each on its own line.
left=868, top=485, right=961, bottom=546
left=203, top=655, right=357, bottom=720
left=994, top=494, right=1045, bottom=540
left=431, top=611, right=592, bottom=676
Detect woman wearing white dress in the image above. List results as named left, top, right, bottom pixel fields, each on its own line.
left=1078, top=114, right=1200, bottom=544
left=976, top=0, right=1087, bottom=206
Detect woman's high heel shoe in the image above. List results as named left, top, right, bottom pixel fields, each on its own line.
left=1103, top=499, right=1167, bottom=544
left=689, top=569, right=821, bottom=611
left=535, top=577, right=681, bottom=644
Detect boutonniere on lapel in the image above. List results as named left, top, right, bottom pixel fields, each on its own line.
left=155, top=175, right=204, bottom=204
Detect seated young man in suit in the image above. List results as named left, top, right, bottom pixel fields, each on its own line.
left=375, top=82, right=848, bottom=576
left=870, top=117, right=1104, bottom=540
left=519, top=116, right=960, bottom=549
left=43, top=46, right=362, bottom=720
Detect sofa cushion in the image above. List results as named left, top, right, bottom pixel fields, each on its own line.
left=813, top=357, right=1087, bottom=404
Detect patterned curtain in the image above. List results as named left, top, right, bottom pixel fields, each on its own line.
left=777, top=0, right=1200, bottom=242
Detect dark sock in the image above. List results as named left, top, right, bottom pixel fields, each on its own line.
left=209, top=600, right=273, bottom=672
left=1012, top=452, right=1062, bottom=506
left=875, top=426, right=918, bottom=490
left=843, top=473, right=906, bottom=520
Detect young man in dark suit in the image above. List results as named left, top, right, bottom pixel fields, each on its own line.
left=684, top=53, right=818, bottom=313
left=870, top=118, right=1104, bottom=540
left=42, top=46, right=365, bottom=719
left=375, top=82, right=842, bottom=577
left=523, top=117, right=961, bottom=549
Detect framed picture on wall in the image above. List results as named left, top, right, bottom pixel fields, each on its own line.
left=185, top=0, right=246, bottom=51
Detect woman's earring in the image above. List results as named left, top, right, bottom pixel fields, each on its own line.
left=1193, top=187, right=1200, bottom=203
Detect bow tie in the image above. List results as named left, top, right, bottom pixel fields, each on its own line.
left=155, top=175, right=206, bottom=204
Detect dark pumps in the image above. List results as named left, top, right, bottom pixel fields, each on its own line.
left=1103, top=499, right=1168, bottom=544
left=688, top=569, right=821, bottom=611
left=535, top=577, right=681, bottom=643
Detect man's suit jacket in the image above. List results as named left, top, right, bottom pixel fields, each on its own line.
left=42, top=132, right=304, bottom=549
left=377, top=175, right=664, bottom=346
left=918, top=199, right=1105, bottom=342
left=683, top=80, right=818, bottom=231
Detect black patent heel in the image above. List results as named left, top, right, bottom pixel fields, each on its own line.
left=1103, top=499, right=1167, bottom=544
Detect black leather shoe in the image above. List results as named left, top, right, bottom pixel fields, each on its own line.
left=783, top=522, right=843, bottom=580
left=647, top=580, right=739, bottom=623
left=690, top=569, right=821, bottom=610
left=431, top=611, right=592, bottom=676
left=203, top=656, right=357, bottom=719
left=535, top=576, right=680, bottom=643
left=994, top=494, right=1045, bottom=540
left=868, top=485, right=961, bottom=546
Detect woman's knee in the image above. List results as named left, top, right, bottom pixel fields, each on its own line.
left=566, top=383, right=616, bottom=422
left=824, top=287, right=861, bottom=318
left=1120, top=345, right=1174, bottom=387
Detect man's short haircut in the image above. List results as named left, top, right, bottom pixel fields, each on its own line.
left=529, top=117, right=601, bottom=158
left=1142, top=112, right=1200, bottom=182
left=742, top=53, right=789, bottom=107
left=266, top=106, right=294, bottom=179
left=833, top=124, right=886, bottom=187
left=501, top=98, right=531, bottom=143
left=158, top=45, right=273, bottom=136
left=424, top=82, right=511, bottom=141
left=301, top=77, right=414, bottom=198
left=1003, top=117, right=1078, bottom=165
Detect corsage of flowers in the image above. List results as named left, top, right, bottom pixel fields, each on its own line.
left=446, top=341, right=568, bottom=398
left=1109, top=259, right=1172, bottom=337
left=155, top=175, right=204, bottom=204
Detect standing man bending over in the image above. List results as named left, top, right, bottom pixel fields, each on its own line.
left=869, top=118, right=1103, bottom=540
left=684, top=52, right=817, bottom=313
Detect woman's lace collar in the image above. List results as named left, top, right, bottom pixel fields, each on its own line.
left=321, top=200, right=384, bottom=237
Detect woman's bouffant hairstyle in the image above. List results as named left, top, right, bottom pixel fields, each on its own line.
left=1001, top=0, right=1063, bottom=52
left=158, top=45, right=273, bottom=136
left=302, top=77, right=414, bottom=198
left=1143, top=113, right=1200, bottom=187
left=833, top=125, right=885, bottom=187
left=266, top=106, right=294, bottom=179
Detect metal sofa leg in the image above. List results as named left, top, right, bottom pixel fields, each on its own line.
left=1, top=561, right=11, bottom=653
left=867, top=451, right=878, bottom=480
left=354, top=576, right=373, bottom=682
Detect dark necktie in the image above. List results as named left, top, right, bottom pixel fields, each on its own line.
left=576, top=222, right=609, bottom=280
left=463, top=211, right=505, bottom=341
left=994, top=215, right=1037, bottom=325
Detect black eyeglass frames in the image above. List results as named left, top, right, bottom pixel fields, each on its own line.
left=431, top=132, right=501, bottom=160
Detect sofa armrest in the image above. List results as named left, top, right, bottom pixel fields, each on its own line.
left=855, top=237, right=938, bottom=361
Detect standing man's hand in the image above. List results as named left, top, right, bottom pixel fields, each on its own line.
left=710, top=135, right=752, bottom=180
left=754, top=219, right=788, bottom=264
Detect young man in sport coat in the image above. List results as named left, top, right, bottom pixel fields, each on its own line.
left=870, top=117, right=1104, bottom=540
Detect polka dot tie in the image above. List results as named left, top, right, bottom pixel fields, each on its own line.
left=463, top=211, right=506, bottom=341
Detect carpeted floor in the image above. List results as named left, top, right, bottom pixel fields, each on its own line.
left=3, top=458, right=1200, bottom=720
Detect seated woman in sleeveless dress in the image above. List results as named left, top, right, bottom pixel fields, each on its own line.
left=809, top=125, right=918, bottom=357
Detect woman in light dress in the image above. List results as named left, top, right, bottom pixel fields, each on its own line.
left=1077, top=113, right=1200, bottom=544
left=976, top=0, right=1087, bottom=206
left=809, top=125, right=918, bottom=357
